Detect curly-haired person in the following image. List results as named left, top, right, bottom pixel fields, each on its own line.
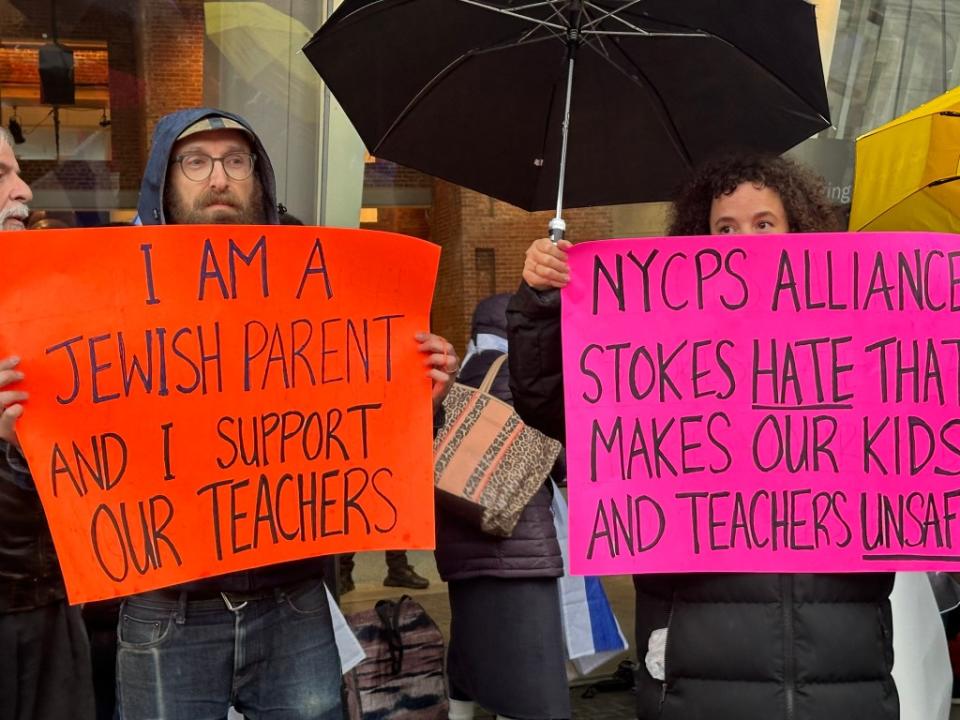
left=507, top=153, right=897, bottom=720
left=668, top=153, right=844, bottom=237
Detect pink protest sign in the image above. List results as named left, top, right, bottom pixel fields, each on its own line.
left=562, top=231, right=960, bottom=575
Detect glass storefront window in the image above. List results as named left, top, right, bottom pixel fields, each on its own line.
left=791, top=0, right=960, bottom=214
left=828, top=0, right=958, bottom=139
left=1, top=104, right=111, bottom=161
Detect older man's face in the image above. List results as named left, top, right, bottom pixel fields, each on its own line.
left=0, top=140, right=32, bottom=231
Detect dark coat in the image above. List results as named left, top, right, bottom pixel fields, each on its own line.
left=506, top=282, right=898, bottom=720
left=462, top=293, right=513, bottom=403
left=137, top=109, right=321, bottom=594
left=434, top=321, right=562, bottom=582
left=0, top=441, right=66, bottom=611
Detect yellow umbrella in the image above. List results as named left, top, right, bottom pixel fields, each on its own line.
left=849, top=86, right=960, bottom=232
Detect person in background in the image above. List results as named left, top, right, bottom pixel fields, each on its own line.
left=437, top=293, right=570, bottom=720
left=0, top=125, right=96, bottom=720
left=508, top=153, right=898, bottom=720
left=338, top=550, right=431, bottom=593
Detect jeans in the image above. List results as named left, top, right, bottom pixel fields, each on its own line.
left=116, top=579, right=342, bottom=720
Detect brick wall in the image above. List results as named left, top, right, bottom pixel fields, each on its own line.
left=361, top=206, right=430, bottom=239
left=138, top=0, right=205, bottom=139
left=0, top=48, right=109, bottom=85
left=430, top=179, right=614, bottom=352
left=431, top=180, right=467, bottom=342
left=364, top=159, right=433, bottom=189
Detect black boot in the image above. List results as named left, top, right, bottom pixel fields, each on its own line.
left=383, top=565, right=430, bottom=589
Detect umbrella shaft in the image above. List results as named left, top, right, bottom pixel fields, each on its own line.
left=553, top=45, right=576, bottom=227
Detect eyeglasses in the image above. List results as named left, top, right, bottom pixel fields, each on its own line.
left=174, top=152, right=257, bottom=182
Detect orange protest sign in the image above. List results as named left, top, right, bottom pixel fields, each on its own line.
left=0, top=225, right=440, bottom=604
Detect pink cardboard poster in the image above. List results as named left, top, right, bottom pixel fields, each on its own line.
left=562, top=232, right=960, bottom=575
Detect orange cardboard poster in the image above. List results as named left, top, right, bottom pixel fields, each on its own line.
left=0, top=225, right=440, bottom=603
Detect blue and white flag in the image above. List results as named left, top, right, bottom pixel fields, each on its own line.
left=551, top=482, right=629, bottom=676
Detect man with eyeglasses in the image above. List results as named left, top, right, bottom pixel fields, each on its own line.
left=116, top=109, right=460, bottom=719
left=138, top=111, right=272, bottom=226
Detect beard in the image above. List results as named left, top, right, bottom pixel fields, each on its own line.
left=165, top=178, right=267, bottom=225
left=0, top=202, right=29, bottom=231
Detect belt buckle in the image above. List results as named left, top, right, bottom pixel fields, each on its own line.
left=220, top=591, right=249, bottom=612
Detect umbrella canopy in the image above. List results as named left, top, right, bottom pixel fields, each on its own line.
left=303, top=0, right=830, bottom=213
left=849, top=86, right=960, bottom=233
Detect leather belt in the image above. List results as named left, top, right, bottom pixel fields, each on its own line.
left=136, top=577, right=310, bottom=605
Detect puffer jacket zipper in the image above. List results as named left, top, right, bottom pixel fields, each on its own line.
left=659, top=599, right=676, bottom=711
left=782, top=574, right=796, bottom=720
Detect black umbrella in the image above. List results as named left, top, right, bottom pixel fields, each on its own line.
left=304, top=0, right=830, bottom=239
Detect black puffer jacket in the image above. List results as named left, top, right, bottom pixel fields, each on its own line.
left=506, top=282, right=898, bottom=720
left=0, top=441, right=67, bottom=612
left=434, top=295, right=562, bottom=582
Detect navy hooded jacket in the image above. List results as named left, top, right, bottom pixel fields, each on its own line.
left=137, top=108, right=280, bottom=226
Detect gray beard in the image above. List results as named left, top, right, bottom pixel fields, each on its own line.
left=0, top=202, right=30, bottom=229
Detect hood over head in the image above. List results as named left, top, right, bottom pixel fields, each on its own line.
left=137, top=108, right=279, bottom=225
left=470, top=293, right=512, bottom=340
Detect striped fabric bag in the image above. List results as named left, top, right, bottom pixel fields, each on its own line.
left=343, top=596, right=448, bottom=720
left=433, top=354, right=562, bottom=536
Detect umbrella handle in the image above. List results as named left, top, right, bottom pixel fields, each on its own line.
left=548, top=217, right=566, bottom=243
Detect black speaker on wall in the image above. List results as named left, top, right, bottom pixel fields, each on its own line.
left=39, top=43, right=75, bottom=105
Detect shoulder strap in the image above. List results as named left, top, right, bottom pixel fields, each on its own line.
left=375, top=598, right=406, bottom=675
left=479, top=353, right=508, bottom=394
